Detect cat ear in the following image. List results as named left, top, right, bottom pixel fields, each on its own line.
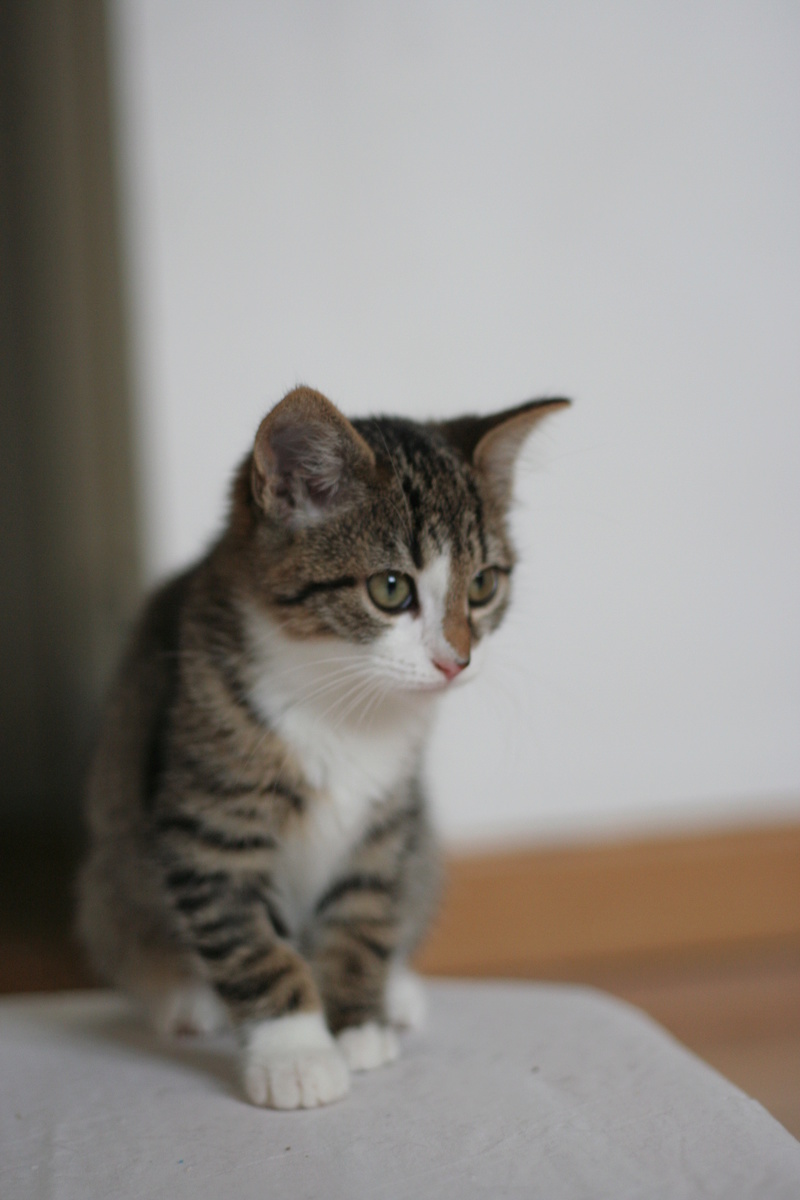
left=252, top=387, right=375, bottom=525
left=436, top=397, right=570, bottom=507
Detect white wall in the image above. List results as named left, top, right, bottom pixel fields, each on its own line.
left=110, top=0, right=800, bottom=846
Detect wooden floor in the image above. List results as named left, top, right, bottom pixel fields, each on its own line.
left=412, top=823, right=800, bottom=1139
left=553, top=947, right=800, bottom=1140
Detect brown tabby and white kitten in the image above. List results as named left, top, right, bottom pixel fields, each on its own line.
left=78, top=386, right=568, bottom=1109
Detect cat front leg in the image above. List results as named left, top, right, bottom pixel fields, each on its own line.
left=242, top=1010, right=350, bottom=1109
left=164, top=865, right=349, bottom=1108
left=309, top=795, right=439, bottom=1071
left=310, top=871, right=403, bottom=1072
left=226, top=952, right=350, bottom=1109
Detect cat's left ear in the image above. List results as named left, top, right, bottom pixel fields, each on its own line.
left=252, top=386, right=376, bottom=526
left=435, top=397, right=570, bottom=507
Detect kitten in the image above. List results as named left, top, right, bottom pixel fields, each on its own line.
left=77, top=385, right=568, bottom=1109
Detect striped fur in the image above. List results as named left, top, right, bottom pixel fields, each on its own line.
left=77, top=386, right=567, bottom=1105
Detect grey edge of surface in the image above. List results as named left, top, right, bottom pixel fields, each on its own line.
left=1, top=980, right=798, bottom=1200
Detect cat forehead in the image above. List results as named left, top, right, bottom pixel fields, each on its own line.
left=354, top=416, right=465, bottom=495
left=353, top=416, right=492, bottom=563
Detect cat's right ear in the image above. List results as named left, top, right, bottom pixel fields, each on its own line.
left=436, top=397, right=570, bottom=508
left=251, top=387, right=376, bottom=526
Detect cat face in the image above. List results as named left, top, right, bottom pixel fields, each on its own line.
left=231, top=387, right=567, bottom=702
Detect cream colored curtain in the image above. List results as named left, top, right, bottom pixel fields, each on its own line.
left=0, top=0, right=140, bottom=824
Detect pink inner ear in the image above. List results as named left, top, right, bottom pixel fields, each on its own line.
left=252, top=387, right=377, bottom=520
left=268, top=423, right=344, bottom=509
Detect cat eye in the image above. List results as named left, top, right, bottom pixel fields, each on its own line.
left=367, top=571, right=415, bottom=613
left=468, top=567, right=499, bottom=607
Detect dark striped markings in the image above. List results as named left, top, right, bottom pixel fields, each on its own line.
left=314, top=872, right=398, bottom=916
left=274, top=576, right=358, bottom=606
left=157, top=811, right=277, bottom=853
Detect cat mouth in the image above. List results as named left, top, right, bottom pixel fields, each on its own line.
left=396, top=671, right=472, bottom=694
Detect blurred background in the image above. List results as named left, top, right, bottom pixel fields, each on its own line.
left=1, top=0, right=798, bottom=1132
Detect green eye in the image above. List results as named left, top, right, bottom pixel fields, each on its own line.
left=367, top=571, right=414, bottom=613
left=468, top=567, right=499, bottom=607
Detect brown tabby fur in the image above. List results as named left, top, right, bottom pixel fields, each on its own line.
left=77, top=387, right=568, bottom=1038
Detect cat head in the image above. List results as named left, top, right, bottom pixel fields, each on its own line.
left=229, top=386, right=568, bottom=698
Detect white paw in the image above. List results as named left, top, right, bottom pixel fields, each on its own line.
left=243, top=1012, right=350, bottom=1109
left=150, top=982, right=230, bottom=1038
left=337, top=1022, right=400, bottom=1072
left=386, top=966, right=426, bottom=1031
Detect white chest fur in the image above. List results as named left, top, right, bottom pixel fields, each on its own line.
left=268, top=705, right=423, bottom=929
left=245, top=610, right=433, bottom=930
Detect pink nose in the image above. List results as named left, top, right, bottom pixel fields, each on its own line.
left=433, top=657, right=468, bottom=681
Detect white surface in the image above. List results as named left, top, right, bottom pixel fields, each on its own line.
left=109, top=1, right=800, bottom=842
left=1, top=983, right=798, bottom=1199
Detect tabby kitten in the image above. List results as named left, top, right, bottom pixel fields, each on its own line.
left=78, top=385, right=568, bottom=1109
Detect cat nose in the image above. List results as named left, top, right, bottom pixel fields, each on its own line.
left=433, top=655, right=469, bottom=681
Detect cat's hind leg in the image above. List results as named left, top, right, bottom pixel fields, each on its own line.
left=118, top=944, right=230, bottom=1038
left=89, top=927, right=229, bottom=1039
left=386, top=964, right=427, bottom=1032
left=78, top=852, right=228, bottom=1037
left=336, top=1022, right=400, bottom=1072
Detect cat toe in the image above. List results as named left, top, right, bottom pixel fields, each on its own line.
left=243, top=1012, right=350, bottom=1109
left=244, top=1045, right=350, bottom=1109
left=337, top=1022, right=400, bottom=1072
